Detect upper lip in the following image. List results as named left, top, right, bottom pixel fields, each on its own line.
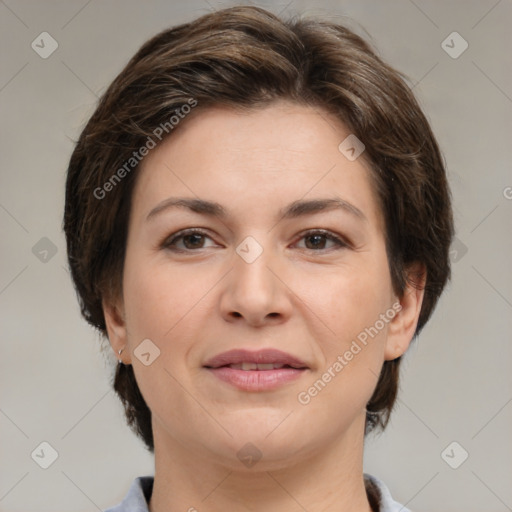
left=203, top=349, right=309, bottom=369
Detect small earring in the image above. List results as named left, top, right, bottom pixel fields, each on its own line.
left=118, top=347, right=124, bottom=364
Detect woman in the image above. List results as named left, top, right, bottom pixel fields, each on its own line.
left=64, top=6, right=454, bottom=511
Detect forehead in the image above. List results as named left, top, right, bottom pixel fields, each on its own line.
left=130, top=101, right=383, bottom=231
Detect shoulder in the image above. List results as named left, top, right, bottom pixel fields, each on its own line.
left=104, top=476, right=154, bottom=512
left=364, top=473, right=412, bottom=512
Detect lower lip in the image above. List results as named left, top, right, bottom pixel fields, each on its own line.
left=206, top=367, right=307, bottom=391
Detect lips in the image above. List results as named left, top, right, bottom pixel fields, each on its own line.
left=204, top=349, right=309, bottom=392
left=203, top=349, right=308, bottom=370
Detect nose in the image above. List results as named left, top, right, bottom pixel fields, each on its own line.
left=219, top=241, right=293, bottom=327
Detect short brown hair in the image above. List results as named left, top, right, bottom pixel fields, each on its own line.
left=64, top=6, right=454, bottom=452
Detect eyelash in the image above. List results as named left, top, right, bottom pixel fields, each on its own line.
left=161, top=228, right=349, bottom=253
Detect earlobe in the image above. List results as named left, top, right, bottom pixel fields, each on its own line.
left=384, top=263, right=426, bottom=361
left=102, top=298, right=131, bottom=364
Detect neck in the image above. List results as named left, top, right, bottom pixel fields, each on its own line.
left=148, top=416, right=374, bottom=512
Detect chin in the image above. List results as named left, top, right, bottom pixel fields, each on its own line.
left=201, top=415, right=312, bottom=467
left=217, top=406, right=294, bottom=437
left=208, top=435, right=311, bottom=473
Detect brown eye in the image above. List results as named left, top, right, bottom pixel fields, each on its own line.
left=304, top=234, right=328, bottom=250
left=181, top=233, right=206, bottom=249
left=295, top=230, right=347, bottom=251
left=163, top=229, right=216, bottom=251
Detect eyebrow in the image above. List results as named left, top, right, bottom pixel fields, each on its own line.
left=146, top=196, right=367, bottom=223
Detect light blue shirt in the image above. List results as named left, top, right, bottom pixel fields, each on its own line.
left=104, top=474, right=411, bottom=511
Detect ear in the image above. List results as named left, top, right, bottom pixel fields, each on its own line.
left=103, top=297, right=131, bottom=364
left=384, top=262, right=426, bottom=361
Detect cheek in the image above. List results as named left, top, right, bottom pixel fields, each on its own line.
left=296, top=270, right=391, bottom=422
left=121, top=256, right=221, bottom=386
left=121, top=261, right=204, bottom=423
left=300, top=258, right=391, bottom=346
left=122, top=252, right=209, bottom=340
left=123, top=268, right=171, bottom=340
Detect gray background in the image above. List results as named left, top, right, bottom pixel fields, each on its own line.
left=1, top=1, right=511, bottom=511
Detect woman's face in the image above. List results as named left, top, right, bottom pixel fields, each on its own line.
left=105, top=100, right=420, bottom=470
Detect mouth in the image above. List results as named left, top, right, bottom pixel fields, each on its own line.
left=203, top=349, right=309, bottom=392
left=221, top=362, right=303, bottom=370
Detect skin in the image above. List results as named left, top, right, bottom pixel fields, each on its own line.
left=104, top=100, right=425, bottom=512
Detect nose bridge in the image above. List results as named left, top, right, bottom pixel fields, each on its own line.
left=233, top=234, right=276, bottom=298
left=221, top=233, right=290, bottom=323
